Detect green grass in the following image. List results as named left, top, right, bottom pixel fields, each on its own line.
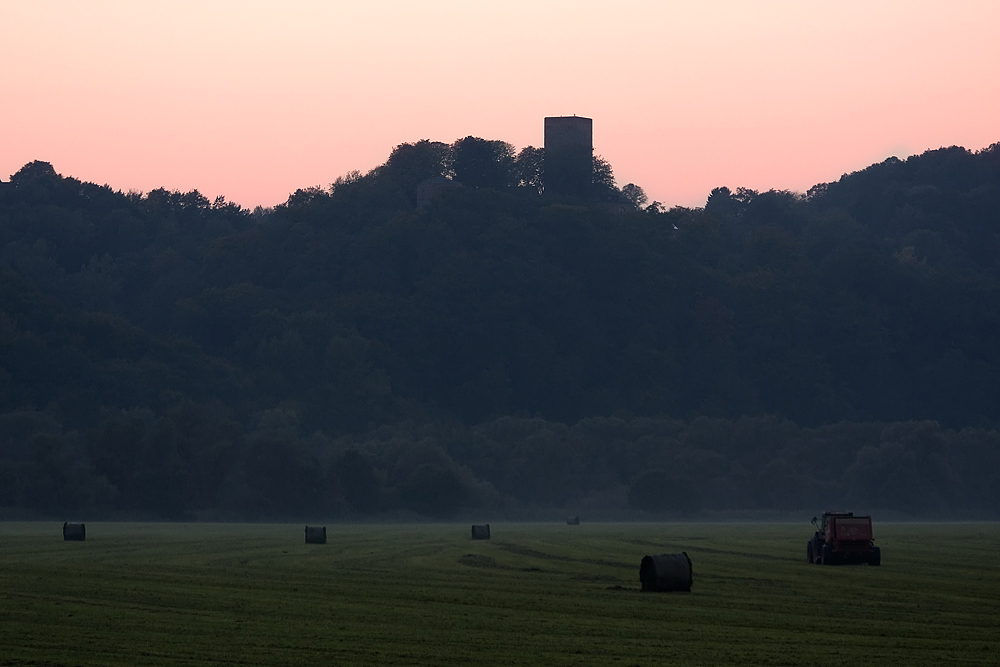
left=0, top=522, right=997, bottom=666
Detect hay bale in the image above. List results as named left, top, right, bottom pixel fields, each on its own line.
left=567, top=516, right=581, bottom=525
left=471, top=524, right=490, bottom=540
left=63, top=522, right=86, bottom=541
left=640, top=553, right=692, bottom=592
left=304, top=526, right=327, bottom=544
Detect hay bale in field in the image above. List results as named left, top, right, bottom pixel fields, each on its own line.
left=63, top=522, right=86, bottom=541
left=567, top=516, right=580, bottom=525
left=304, top=526, right=327, bottom=544
left=639, top=553, right=692, bottom=592
left=471, top=524, right=490, bottom=540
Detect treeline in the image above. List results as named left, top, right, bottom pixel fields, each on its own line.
left=2, top=409, right=997, bottom=519
left=1, top=138, right=999, bottom=518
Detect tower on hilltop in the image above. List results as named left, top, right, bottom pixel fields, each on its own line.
left=544, top=116, right=592, bottom=197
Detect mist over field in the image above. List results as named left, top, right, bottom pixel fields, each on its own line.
left=2, top=140, right=999, bottom=520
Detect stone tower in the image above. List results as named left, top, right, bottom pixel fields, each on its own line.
left=544, top=116, right=593, bottom=197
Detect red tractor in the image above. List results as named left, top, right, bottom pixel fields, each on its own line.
left=807, top=512, right=881, bottom=566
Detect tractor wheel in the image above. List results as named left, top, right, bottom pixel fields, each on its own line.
left=821, top=544, right=833, bottom=565
left=869, top=546, right=881, bottom=567
left=807, top=541, right=814, bottom=564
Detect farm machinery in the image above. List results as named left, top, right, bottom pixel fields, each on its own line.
left=807, top=512, right=881, bottom=566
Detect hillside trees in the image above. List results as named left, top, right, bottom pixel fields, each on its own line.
left=1, top=142, right=999, bottom=518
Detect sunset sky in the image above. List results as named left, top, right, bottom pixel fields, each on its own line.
left=2, top=1, right=998, bottom=209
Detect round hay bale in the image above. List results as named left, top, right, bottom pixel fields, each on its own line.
left=304, top=526, right=327, bottom=544
left=640, top=553, right=692, bottom=592
left=471, top=524, right=490, bottom=540
left=63, top=522, right=86, bottom=541
left=567, top=516, right=581, bottom=525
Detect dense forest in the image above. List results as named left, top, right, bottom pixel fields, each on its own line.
left=1, top=137, right=999, bottom=519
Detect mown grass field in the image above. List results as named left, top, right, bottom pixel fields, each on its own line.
left=0, top=522, right=997, bottom=666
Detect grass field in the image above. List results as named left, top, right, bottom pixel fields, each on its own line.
left=0, top=522, right=997, bottom=666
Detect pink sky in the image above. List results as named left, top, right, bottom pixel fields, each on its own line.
left=2, top=1, right=998, bottom=209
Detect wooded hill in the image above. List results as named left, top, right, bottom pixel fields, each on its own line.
left=1, top=139, right=998, bottom=518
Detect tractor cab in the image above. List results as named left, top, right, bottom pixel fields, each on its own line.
left=813, top=512, right=861, bottom=541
